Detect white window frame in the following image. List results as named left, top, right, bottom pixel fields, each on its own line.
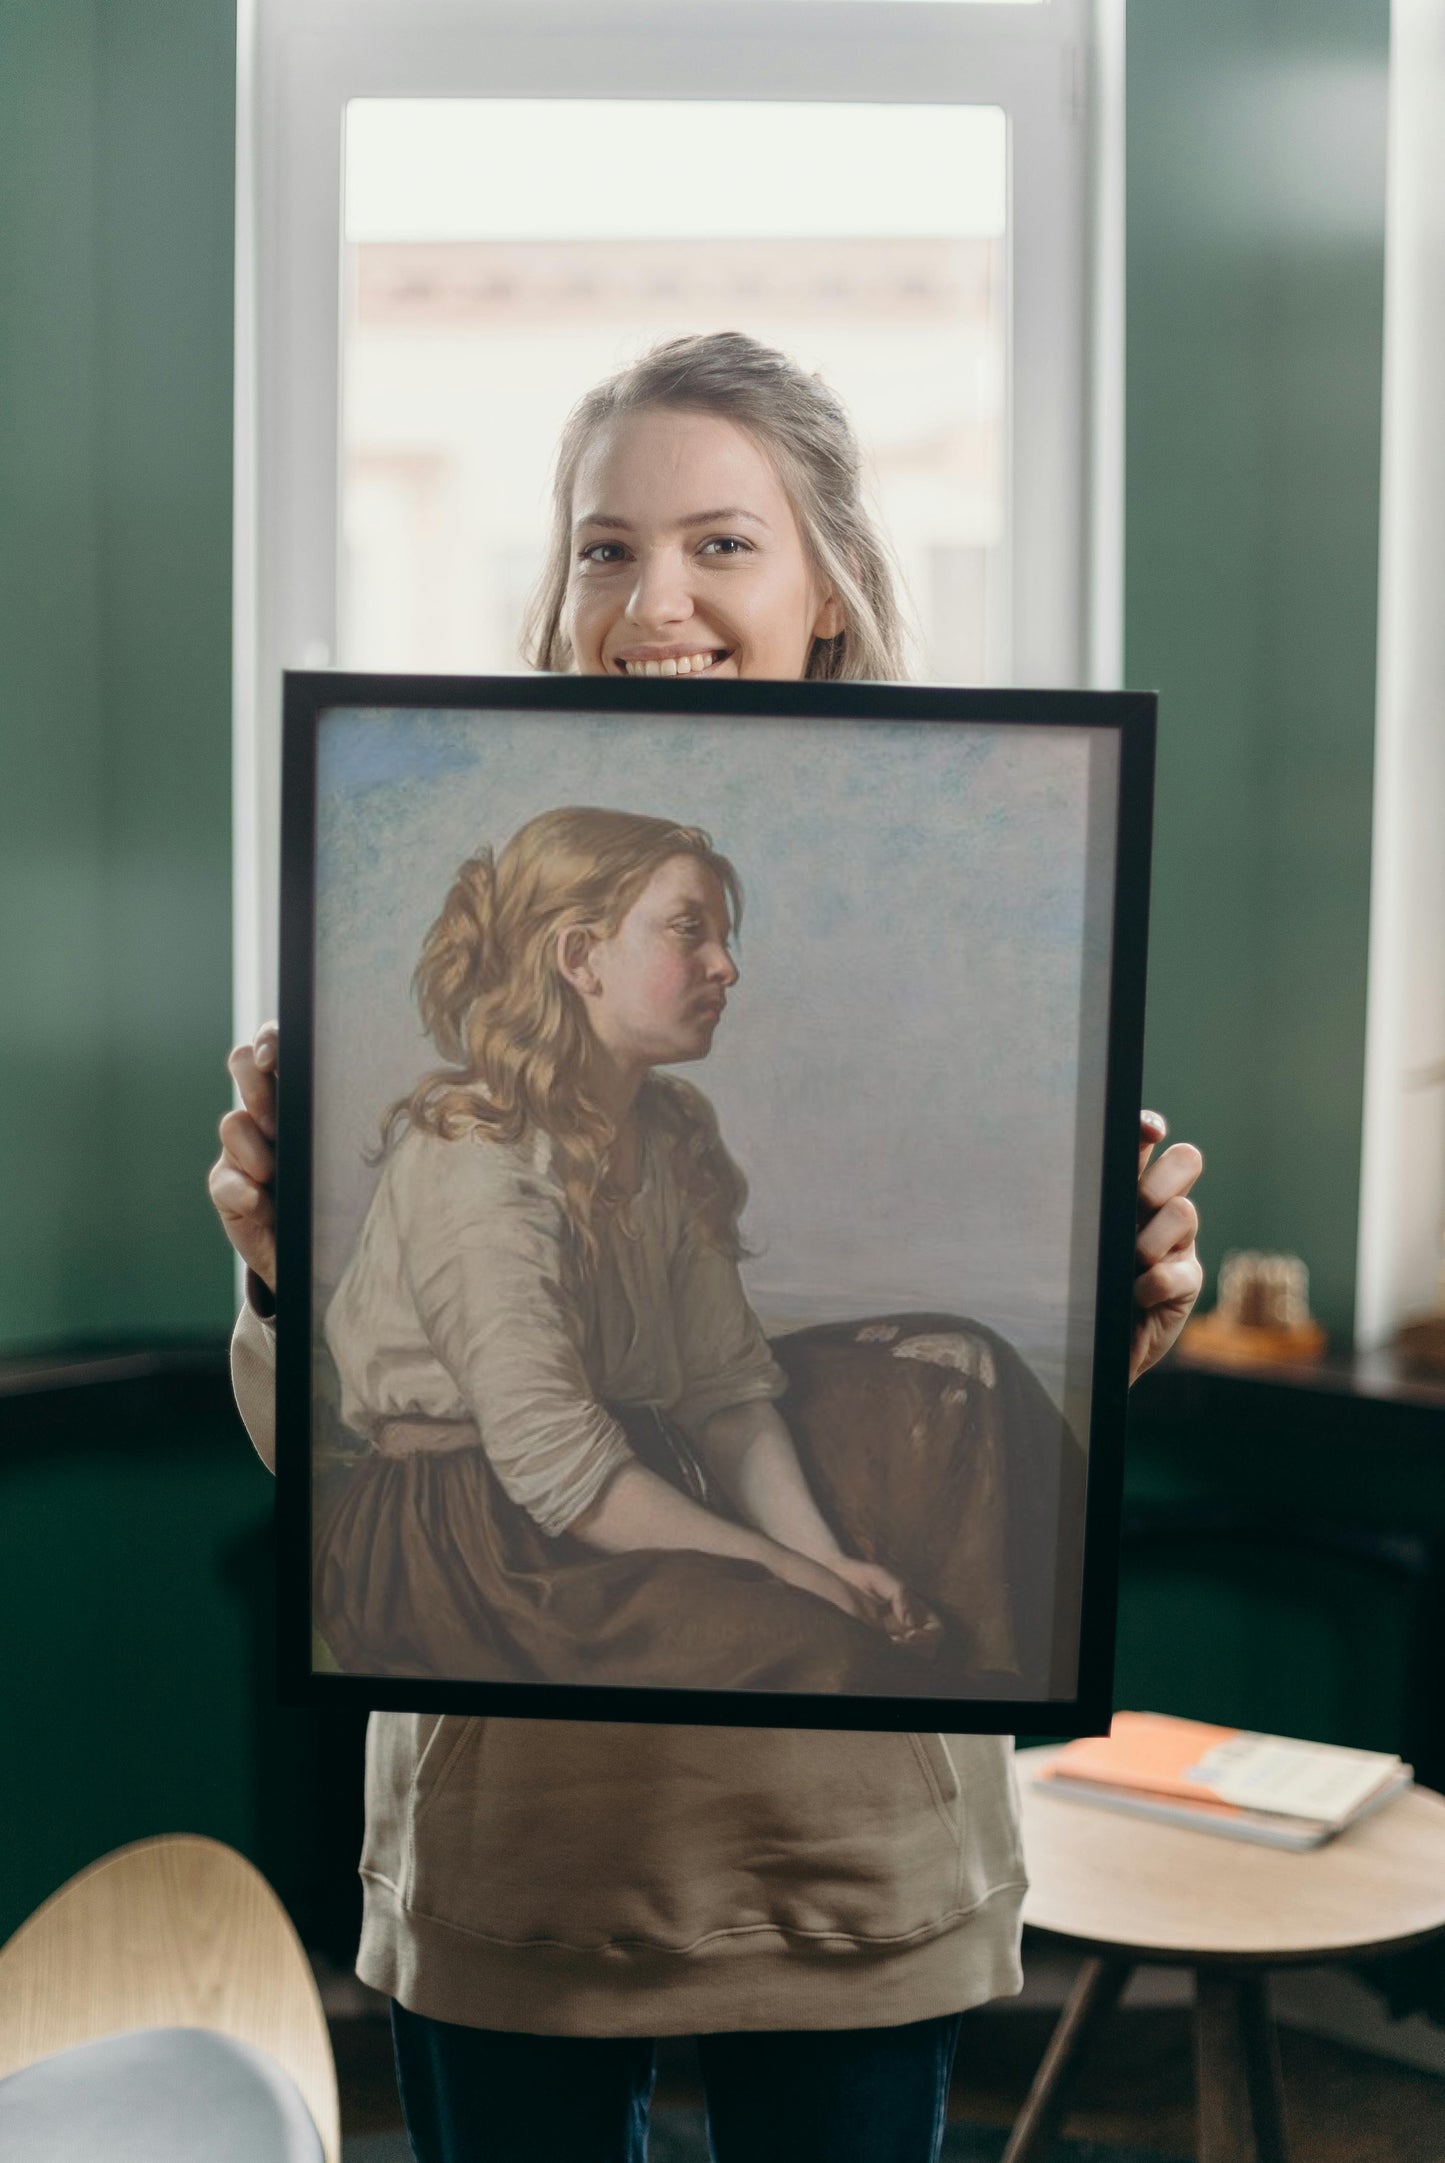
left=1355, top=0, right=1445, bottom=1350
left=234, top=0, right=1121, bottom=1025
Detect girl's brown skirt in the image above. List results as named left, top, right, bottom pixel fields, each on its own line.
left=314, top=1314, right=1084, bottom=1702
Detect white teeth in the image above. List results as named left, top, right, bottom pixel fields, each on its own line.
left=622, top=652, right=723, bottom=676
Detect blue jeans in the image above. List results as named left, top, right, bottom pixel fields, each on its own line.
left=390, top=2000, right=965, bottom=2163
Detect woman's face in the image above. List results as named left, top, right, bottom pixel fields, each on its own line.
left=565, top=853, right=739, bottom=1075
left=563, top=408, right=843, bottom=681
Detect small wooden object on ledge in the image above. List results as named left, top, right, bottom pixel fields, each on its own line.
left=1396, top=1308, right=1445, bottom=1378
left=1178, top=1249, right=1327, bottom=1369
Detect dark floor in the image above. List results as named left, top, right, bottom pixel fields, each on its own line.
left=332, top=1999, right=1445, bottom=2162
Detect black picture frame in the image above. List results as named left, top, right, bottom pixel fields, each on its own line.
left=277, top=671, right=1155, bottom=1734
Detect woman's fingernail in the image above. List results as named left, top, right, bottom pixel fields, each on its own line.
left=1142, top=1110, right=1167, bottom=1135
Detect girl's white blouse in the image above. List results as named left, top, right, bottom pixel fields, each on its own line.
left=324, top=1119, right=786, bottom=1537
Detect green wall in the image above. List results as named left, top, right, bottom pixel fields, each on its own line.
left=1, top=4, right=108, bottom=1343
left=0, top=0, right=253, bottom=1944
left=1117, top=1404, right=1441, bottom=1761
left=0, top=1396, right=274, bottom=1943
left=1128, top=0, right=1390, bottom=1339
left=0, top=0, right=236, bottom=1353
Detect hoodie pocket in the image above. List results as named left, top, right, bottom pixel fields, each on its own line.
left=394, top=1720, right=1020, bottom=1951
left=908, top=1731, right=962, bottom=1836
left=360, top=1710, right=481, bottom=1898
left=390, top=1714, right=487, bottom=1904
left=398, top=1720, right=984, bottom=1951
left=412, top=1715, right=478, bottom=1819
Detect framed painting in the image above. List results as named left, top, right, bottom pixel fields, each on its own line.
left=276, top=672, right=1154, bottom=1733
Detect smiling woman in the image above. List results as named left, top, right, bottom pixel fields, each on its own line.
left=523, top=331, right=910, bottom=682
left=565, top=412, right=842, bottom=681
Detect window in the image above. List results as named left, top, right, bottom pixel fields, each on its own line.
left=340, top=99, right=1008, bottom=682
left=1355, top=5, right=1445, bottom=1348
left=236, top=0, right=1118, bottom=1019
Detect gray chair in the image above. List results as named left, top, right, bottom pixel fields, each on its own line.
left=0, top=1834, right=340, bottom=2161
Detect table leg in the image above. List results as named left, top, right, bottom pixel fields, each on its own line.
left=1000, top=1955, right=1131, bottom=2163
left=1239, top=1972, right=1289, bottom=2163
left=1195, top=1969, right=1289, bottom=2163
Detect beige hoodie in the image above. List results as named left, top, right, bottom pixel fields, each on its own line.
left=234, top=1302, right=1027, bottom=2035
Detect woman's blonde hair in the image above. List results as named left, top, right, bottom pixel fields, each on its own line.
left=384, top=806, right=749, bottom=1263
left=522, top=330, right=915, bottom=682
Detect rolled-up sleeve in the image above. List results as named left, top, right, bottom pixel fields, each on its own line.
left=230, top=1299, right=278, bottom=1474
left=396, top=1135, right=634, bottom=1537
left=668, top=1224, right=787, bottom=1436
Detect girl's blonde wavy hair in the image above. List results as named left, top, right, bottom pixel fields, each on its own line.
left=521, top=330, right=915, bottom=682
left=383, top=807, right=749, bottom=1265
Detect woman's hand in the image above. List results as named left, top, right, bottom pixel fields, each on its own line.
left=208, top=1021, right=279, bottom=1295
left=827, top=1556, right=944, bottom=1647
left=570, top=1463, right=883, bottom=1631
left=1132, top=1110, right=1204, bottom=1383
left=762, top=1546, right=892, bottom=1627
left=769, top=1548, right=941, bottom=1647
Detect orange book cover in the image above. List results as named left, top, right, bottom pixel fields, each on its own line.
left=1043, top=1711, right=1402, bottom=1825
left=1047, top=1712, right=1243, bottom=1801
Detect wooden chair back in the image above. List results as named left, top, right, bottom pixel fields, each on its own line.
left=0, top=1834, right=340, bottom=2163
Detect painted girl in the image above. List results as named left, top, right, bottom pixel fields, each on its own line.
left=317, top=803, right=943, bottom=1692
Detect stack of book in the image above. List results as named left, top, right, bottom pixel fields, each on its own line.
left=1034, top=1712, right=1412, bottom=1850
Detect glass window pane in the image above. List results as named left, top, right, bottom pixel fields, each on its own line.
left=341, top=98, right=1008, bottom=683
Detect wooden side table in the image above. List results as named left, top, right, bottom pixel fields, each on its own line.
left=1007, top=1746, right=1445, bottom=2163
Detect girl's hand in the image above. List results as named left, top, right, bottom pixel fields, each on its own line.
left=1132, top=1111, right=1204, bottom=1383
left=208, top=1021, right=279, bottom=1295
left=828, top=1557, right=944, bottom=1647
left=763, top=1546, right=885, bottom=1627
